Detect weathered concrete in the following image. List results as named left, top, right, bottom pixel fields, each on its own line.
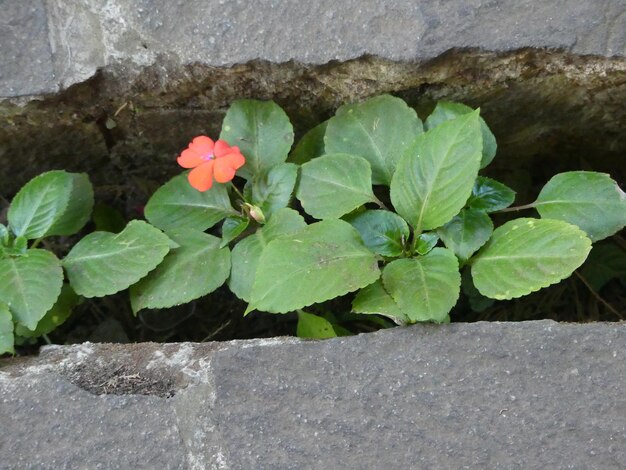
left=1, top=321, right=625, bottom=469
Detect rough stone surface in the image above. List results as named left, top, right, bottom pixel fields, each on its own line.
left=1, top=321, right=625, bottom=468
left=2, top=0, right=626, bottom=98
left=0, top=1, right=55, bottom=96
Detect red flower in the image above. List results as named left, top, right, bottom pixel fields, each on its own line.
left=177, top=136, right=246, bottom=191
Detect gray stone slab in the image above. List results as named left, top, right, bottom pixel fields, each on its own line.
left=1, top=321, right=624, bottom=469
left=2, top=0, right=626, bottom=97
left=0, top=0, right=56, bottom=96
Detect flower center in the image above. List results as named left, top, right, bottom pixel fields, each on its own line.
left=202, top=151, right=215, bottom=161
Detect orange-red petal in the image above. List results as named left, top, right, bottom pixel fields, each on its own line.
left=177, top=148, right=205, bottom=168
left=213, top=157, right=238, bottom=183
left=214, top=139, right=233, bottom=158
left=188, top=160, right=215, bottom=191
left=189, top=136, right=214, bottom=155
left=224, top=151, right=246, bottom=169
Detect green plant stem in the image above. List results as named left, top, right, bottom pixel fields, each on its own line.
left=495, top=202, right=537, bottom=213
left=574, top=270, right=623, bottom=320
left=230, top=182, right=246, bottom=202
left=42, top=334, right=52, bottom=345
left=410, top=229, right=422, bottom=255
left=30, top=238, right=43, bottom=249
left=372, top=196, right=389, bottom=211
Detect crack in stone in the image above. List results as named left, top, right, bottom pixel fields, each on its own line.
left=1, top=49, right=625, bottom=199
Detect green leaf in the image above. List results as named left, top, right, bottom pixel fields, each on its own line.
left=64, top=220, right=171, bottom=298
left=461, top=268, right=495, bottom=313
left=229, top=208, right=306, bottom=302
left=14, top=284, right=79, bottom=338
left=244, top=162, right=298, bottom=218
left=415, top=232, right=439, bottom=255
left=247, top=219, right=380, bottom=314
left=471, top=218, right=592, bottom=300
left=12, top=237, right=27, bottom=254
left=46, top=173, right=94, bottom=236
left=221, top=216, right=249, bottom=248
left=352, top=280, right=410, bottom=325
left=130, top=229, right=230, bottom=313
left=296, top=311, right=337, bottom=339
left=535, top=171, right=626, bottom=242
left=289, top=121, right=327, bottom=165
left=425, top=101, right=497, bottom=168
left=324, top=95, right=423, bottom=185
left=390, top=111, right=483, bottom=232
left=382, top=248, right=460, bottom=323
left=579, top=242, right=626, bottom=291
left=144, top=173, right=236, bottom=232
left=0, top=249, right=63, bottom=330
left=467, top=177, right=516, bottom=212
left=0, top=224, right=9, bottom=246
left=437, top=209, right=494, bottom=262
left=219, top=99, right=294, bottom=180
left=346, top=210, right=409, bottom=257
left=8, top=171, right=93, bottom=239
left=92, top=203, right=126, bottom=233
left=0, top=301, right=14, bottom=355
left=297, top=153, right=377, bottom=219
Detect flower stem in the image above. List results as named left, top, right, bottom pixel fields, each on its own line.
left=230, top=182, right=245, bottom=202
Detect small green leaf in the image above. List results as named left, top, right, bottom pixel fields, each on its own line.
left=390, top=111, right=483, bottom=232
left=467, top=177, right=516, bottom=212
left=461, top=267, right=495, bottom=313
left=415, top=232, right=439, bottom=255
left=437, top=209, right=493, bottom=262
left=244, top=162, right=298, bottom=218
left=324, top=95, right=423, bottom=185
left=297, top=153, right=377, bottom=219
left=0, top=224, right=9, bottom=246
left=0, top=301, right=14, bottom=355
left=46, top=173, right=94, bottom=236
left=247, top=219, right=380, bottom=314
left=296, top=311, right=337, bottom=339
left=382, top=248, right=460, bottom=323
left=471, top=218, right=592, bottom=300
left=352, top=280, right=410, bottom=325
left=425, top=101, right=497, bottom=168
left=535, top=171, right=626, bottom=241
left=220, top=99, right=294, bottom=180
left=8, top=171, right=93, bottom=239
left=144, top=173, right=236, bottom=232
left=130, top=229, right=231, bottom=313
left=13, top=236, right=28, bottom=253
left=14, top=284, right=80, bottom=338
left=289, top=121, right=327, bottom=165
left=92, top=203, right=126, bottom=233
left=345, top=209, right=409, bottom=257
left=64, top=220, right=171, bottom=298
left=229, top=208, right=306, bottom=302
left=221, top=216, right=249, bottom=247
left=0, top=249, right=63, bottom=330
left=332, top=324, right=354, bottom=337
left=579, top=242, right=626, bottom=291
